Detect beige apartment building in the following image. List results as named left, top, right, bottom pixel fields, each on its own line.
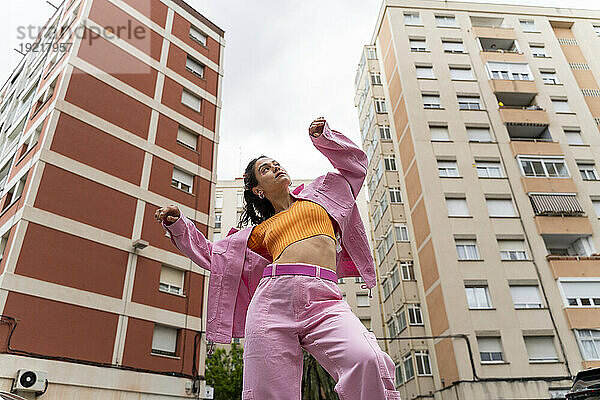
left=354, top=1, right=600, bottom=399
left=213, top=178, right=384, bottom=350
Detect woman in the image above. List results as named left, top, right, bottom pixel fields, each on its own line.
left=155, top=118, right=400, bottom=400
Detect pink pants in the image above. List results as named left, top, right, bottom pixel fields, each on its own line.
left=242, top=272, right=401, bottom=399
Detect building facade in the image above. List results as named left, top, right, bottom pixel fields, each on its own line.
left=355, top=1, right=600, bottom=399
left=213, top=177, right=385, bottom=351
left=0, top=0, right=223, bottom=398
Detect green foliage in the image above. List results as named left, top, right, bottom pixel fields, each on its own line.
left=205, top=342, right=244, bottom=400
left=302, top=349, right=339, bottom=400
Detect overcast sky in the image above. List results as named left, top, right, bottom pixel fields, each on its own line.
left=2, top=0, right=599, bottom=182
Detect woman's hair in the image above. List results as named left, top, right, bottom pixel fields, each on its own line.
left=237, top=155, right=276, bottom=228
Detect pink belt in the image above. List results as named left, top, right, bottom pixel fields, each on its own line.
left=262, top=263, right=338, bottom=283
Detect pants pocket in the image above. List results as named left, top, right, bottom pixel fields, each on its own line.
left=242, top=389, right=254, bottom=399
left=363, top=331, right=392, bottom=380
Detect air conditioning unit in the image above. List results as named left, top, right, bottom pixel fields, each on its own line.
left=12, top=370, right=47, bottom=393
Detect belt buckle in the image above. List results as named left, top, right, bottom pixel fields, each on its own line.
left=271, top=264, right=277, bottom=278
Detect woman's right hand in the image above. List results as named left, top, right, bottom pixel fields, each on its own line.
left=155, top=205, right=181, bottom=225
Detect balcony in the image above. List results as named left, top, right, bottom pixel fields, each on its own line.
left=472, top=26, right=516, bottom=40
left=500, top=106, right=550, bottom=141
left=537, top=218, right=593, bottom=237
left=492, top=80, right=537, bottom=105
left=547, top=255, right=600, bottom=279
left=510, top=141, right=562, bottom=157
left=479, top=37, right=519, bottom=53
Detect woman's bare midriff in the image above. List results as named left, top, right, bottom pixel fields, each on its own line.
left=273, top=235, right=337, bottom=272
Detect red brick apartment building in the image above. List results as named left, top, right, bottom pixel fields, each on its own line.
left=0, top=0, right=223, bottom=398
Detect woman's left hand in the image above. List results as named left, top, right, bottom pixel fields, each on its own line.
left=309, top=117, right=326, bottom=137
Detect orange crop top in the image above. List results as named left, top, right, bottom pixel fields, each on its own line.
left=247, top=200, right=336, bottom=261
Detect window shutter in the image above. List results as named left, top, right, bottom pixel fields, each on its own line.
left=173, top=168, right=194, bottom=187
left=152, top=325, right=177, bottom=353
left=160, top=265, right=184, bottom=287
left=562, top=281, right=600, bottom=300
left=450, top=68, right=474, bottom=80
left=181, top=90, right=201, bottom=111
left=478, top=337, right=502, bottom=352
left=186, top=57, right=205, bottom=77
left=467, top=127, right=491, bottom=142
left=487, top=199, right=516, bottom=216
left=525, top=337, right=557, bottom=360
left=177, top=126, right=198, bottom=149
left=510, top=286, right=541, bottom=305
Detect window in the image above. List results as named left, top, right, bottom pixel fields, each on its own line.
left=384, top=156, right=397, bottom=171
left=447, top=198, right=469, bottom=217
left=212, top=232, right=221, bottom=241
left=575, top=330, right=600, bottom=360
left=159, top=265, right=184, bottom=295
left=458, top=96, right=481, bottom=110
left=436, top=15, right=458, bottom=27
left=579, top=163, right=599, bottom=181
left=395, top=364, right=403, bottom=386
left=215, top=192, right=223, bottom=208
left=565, top=128, right=584, bottom=145
left=595, top=25, right=600, bottom=36
left=510, top=285, right=542, bottom=308
left=404, top=12, right=422, bottom=25
left=438, top=161, right=459, bottom=177
left=400, top=261, right=414, bottom=280
left=366, top=48, right=377, bottom=60
left=525, top=337, right=558, bottom=362
left=561, top=280, right=600, bottom=307
left=375, top=98, right=387, bottom=113
left=389, top=187, right=403, bottom=203
left=467, top=127, right=492, bottom=142
left=152, top=324, right=178, bottom=356
left=355, top=276, right=365, bottom=284
left=360, top=318, right=371, bottom=331
left=519, top=157, right=569, bottom=178
left=237, top=191, right=244, bottom=207
left=185, top=56, right=205, bottom=78
left=443, top=40, right=465, bottom=53
left=541, top=71, right=559, bottom=84
left=396, top=308, right=407, bottom=332
left=520, top=19, right=537, bottom=32
left=370, top=73, right=382, bottom=85
left=395, top=224, right=409, bottom=241
left=477, top=161, right=503, bottom=178
left=189, top=25, right=207, bottom=46
left=422, top=94, right=441, bottom=109
left=593, top=199, right=600, bottom=218
left=530, top=44, right=547, bottom=57
left=387, top=318, right=398, bottom=337
left=486, top=198, right=517, bottom=217
left=416, top=66, right=435, bottom=79
left=466, top=286, right=492, bottom=308
left=379, top=125, right=391, bottom=140
left=382, top=279, right=391, bottom=299
left=450, top=67, right=474, bottom=80
left=552, top=99, right=571, bottom=113
left=456, top=239, right=480, bottom=260
left=403, top=354, right=415, bottom=381
left=410, top=39, right=427, bottom=52
left=0, top=231, right=10, bottom=262
left=478, top=337, right=503, bottom=362
left=487, top=62, right=532, bottom=81
left=357, top=293, right=370, bottom=307
left=172, top=168, right=193, bottom=193
left=176, top=126, right=198, bottom=150
left=498, top=240, right=528, bottom=260
left=390, top=265, right=400, bottom=288
left=415, top=351, right=432, bottom=375
left=214, top=212, right=222, bottom=229
left=181, top=90, right=201, bottom=112
left=430, top=125, right=450, bottom=141
left=407, top=304, right=423, bottom=325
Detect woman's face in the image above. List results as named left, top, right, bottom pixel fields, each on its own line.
left=252, top=157, right=290, bottom=196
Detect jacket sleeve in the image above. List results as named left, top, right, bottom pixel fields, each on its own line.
left=310, top=121, right=368, bottom=198
left=162, top=213, right=212, bottom=271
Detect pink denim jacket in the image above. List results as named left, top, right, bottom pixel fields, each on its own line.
left=162, top=122, right=375, bottom=349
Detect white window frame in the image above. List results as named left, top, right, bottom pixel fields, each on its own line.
left=430, top=125, right=450, bottom=141
left=524, top=336, right=559, bottom=363
left=422, top=94, right=441, bottom=109
left=559, top=279, right=600, bottom=308
left=410, top=39, right=427, bottom=52
left=575, top=329, right=600, bottom=360
left=181, top=89, right=202, bottom=112
left=510, top=285, right=542, bottom=309
left=416, top=66, right=435, bottom=79
left=447, top=198, right=469, bottom=217
left=151, top=324, right=179, bottom=357
left=400, top=261, right=414, bottom=280
left=456, top=239, right=480, bottom=260
left=450, top=67, right=475, bottom=81
left=486, top=198, right=517, bottom=217
left=404, top=12, right=422, bottom=26
left=443, top=40, right=465, bottom=53
left=467, top=127, right=492, bottom=142
left=457, top=96, right=481, bottom=110
left=185, top=56, right=205, bottom=78
left=518, top=156, right=570, bottom=178
left=552, top=99, right=571, bottom=113
left=159, top=265, right=184, bottom=296
left=438, top=160, right=459, bottom=177
left=171, top=168, right=194, bottom=193
left=541, top=71, right=559, bottom=85
left=436, top=15, right=458, bottom=28
left=407, top=304, right=424, bottom=325
left=476, top=161, right=503, bottom=178
left=189, top=25, right=207, bottom=46
left=176, top=125, right=198, bottom=150
left=478, top=337, right=504, bottom=363
left=579, top=163, right=599, bottom=181
left=395, top=223, right=409, bottom=242
left=466, top=286, right=492, bottom=309
left=370, top=72, right=382, bottom=85
left=375, top=98, right=387, bottom=113
left=389, top=187, right=403, bottom=203
left=498, top=240, right=528, bottom=260
left=415, top=350, right=432, bottom=375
